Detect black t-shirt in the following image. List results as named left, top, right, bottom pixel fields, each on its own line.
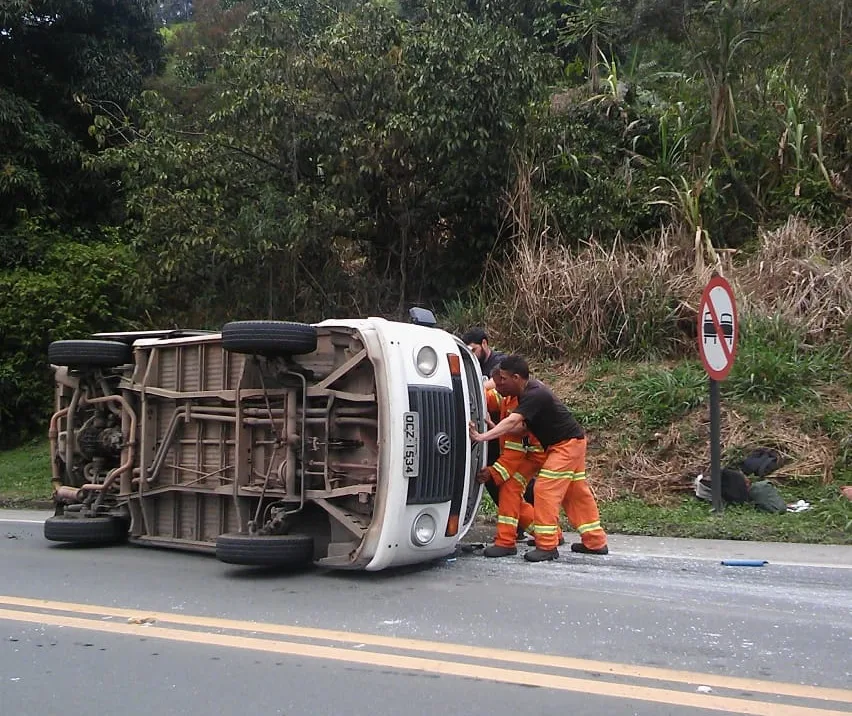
left=514, top=379, right=584, bottom=449
left=480, top=349, right=506, bottom=378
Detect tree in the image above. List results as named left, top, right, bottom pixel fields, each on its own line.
left=93, top=0, right=554, bottom=321
left=556, top=0, right=621, bottom=90
left=0, top=0, right=163, bottom=231
left=0, top=0, right=163, bottom=445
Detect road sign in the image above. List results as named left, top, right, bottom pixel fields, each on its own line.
left=698, top=275, right=738, bottom=381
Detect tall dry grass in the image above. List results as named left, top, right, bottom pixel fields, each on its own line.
left=485, top=179, right=852, bottom=360
left=736, top=217, right=852, bottom=344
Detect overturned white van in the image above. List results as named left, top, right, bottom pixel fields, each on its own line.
left=44, top=314, right=486, bottom=571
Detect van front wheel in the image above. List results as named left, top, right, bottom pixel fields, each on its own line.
left=215, top=533, right=314, bottom=567
left=44, top=515, right=128, bottom=545
left=221, top=321, right=317, bottom=356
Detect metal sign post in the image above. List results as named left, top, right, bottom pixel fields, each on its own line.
left=697, top=274, right=738, bottom=514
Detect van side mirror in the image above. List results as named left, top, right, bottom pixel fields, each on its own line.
left=409, top=307, right=437, bottom=327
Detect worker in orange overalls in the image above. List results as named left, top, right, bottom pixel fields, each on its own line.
left=480, top=375, right=563, bottom=558
left=479, top=385, right=540, bottom=557
left=470, top=355, right=608, bottom=562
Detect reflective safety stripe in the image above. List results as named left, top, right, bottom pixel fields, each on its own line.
left=512, top=472, right=527, bottom=486
left=525, top=444, right=545, bottom=453
left=533, top=525, right=558, bottom=535
left=576, top=520, right=601, bottom=534
left=538, top=469, right=587, bottom=481
left=497, top=515, right=519, bottom=527
left=504, top=441, right=527, bottom=453
left=492, top=462, right=511, bottom=483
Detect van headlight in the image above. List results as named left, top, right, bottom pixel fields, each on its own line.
left=414, top=346, right=438, bottom=377
left=411, top=512, right=437, bottom=546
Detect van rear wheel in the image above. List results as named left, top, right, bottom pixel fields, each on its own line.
left=48, top=340, right=131, bottom=368
left=215, top=533, right=314, bottom=567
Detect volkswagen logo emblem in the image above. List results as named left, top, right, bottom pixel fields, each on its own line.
left=435, top=432, right=451, bottom=456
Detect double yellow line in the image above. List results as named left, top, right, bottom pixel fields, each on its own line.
left=1, top=595, right=849, bottom=715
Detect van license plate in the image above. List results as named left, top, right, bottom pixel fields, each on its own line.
left=403, top=411, right=419, bottom=478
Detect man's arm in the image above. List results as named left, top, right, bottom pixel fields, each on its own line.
left=469, top=411, right=525, bottom=443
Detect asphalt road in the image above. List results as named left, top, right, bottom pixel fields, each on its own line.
left=1, top=510, right=850, bottom=716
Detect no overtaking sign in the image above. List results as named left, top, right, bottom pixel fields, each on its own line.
left=697, top=273, right=738, bottom=513
left=698, top=275, right=738, bottom=381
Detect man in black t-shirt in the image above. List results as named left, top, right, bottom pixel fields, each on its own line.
left=469, top=355, right=608, bottom=562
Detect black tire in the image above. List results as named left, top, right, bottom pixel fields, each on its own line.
left=43, top=515, right=128, bottom=545
left=215, top=533, right=314, bottom=567
left=48, top=340, right=131, bottom=368
left=222, top=321, right=317, bottom=356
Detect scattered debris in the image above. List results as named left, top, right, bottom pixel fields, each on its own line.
left=786, top=499, right=811, bottom=513
left=693, top=474, right=711, bottom=501
left=696, top=685, right=713, bottom=694
left=5, top=533, right=17, bottom=539
left=127, top=616, right=156, bottom=625
left=841, top=486, right=852, bottom=502
left=721, top=559, right=768, bottom=567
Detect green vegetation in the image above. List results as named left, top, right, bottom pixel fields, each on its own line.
left=0, top=440, right=53, bottom=505
left=477, top=480, right=852, bottom=544
left=601, top=489, right=852, bottom=544
left=466, top=310, right=851, bottom=544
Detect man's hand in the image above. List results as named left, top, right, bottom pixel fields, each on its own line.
left=470, top=411, right=525, bottom=444
left=476, top=467, right=492, bottom=484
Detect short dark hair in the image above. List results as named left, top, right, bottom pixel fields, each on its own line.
left=499, top=354, right=529, bottom=379
left=461, top=327, right=488, bottom=345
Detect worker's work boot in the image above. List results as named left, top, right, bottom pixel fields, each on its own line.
left=484, top=544, right=517, bottom=558
left=570, top=542, right=609, bottom=555
left=524, top=547, right=558, bottom=562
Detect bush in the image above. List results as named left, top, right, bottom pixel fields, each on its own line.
left=533, top=99, right=664, bottom=243
left=0, top=225, right=137, bottom=447
left=727, top=316, right=844, bottom=405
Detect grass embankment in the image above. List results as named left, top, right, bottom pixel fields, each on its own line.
left=0, top=439, right=52, bottom=506
left=474, top=345, right=852, bottom=544
left=474, top=333, right=852, bottom=545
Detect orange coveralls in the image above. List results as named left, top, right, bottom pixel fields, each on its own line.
left=533, top=437, right=607, bottom=552
left=485, top=389, right=546, bottom=548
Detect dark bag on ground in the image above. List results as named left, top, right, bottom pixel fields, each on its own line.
left=741, top=448, right=782, bottom=477
left=720, top=468, right=750, bottom=504
left=748, top=480, right=787, bottom=513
